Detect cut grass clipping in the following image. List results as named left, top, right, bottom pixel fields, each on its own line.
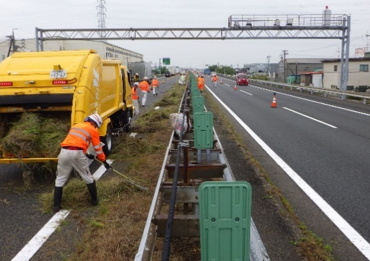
left=0, top=112, right=70, bottom=158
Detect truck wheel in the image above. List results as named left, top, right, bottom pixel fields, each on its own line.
left=100, top=127, right=113, bottom=156
left=123, top=110, right=131, bottom=133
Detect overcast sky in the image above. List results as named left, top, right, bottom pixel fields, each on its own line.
left=1, top=0, right=369, bottom=68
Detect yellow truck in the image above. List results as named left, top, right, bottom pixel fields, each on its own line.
left=0, top=49, right=133, bottom=163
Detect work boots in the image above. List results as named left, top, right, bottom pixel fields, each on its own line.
left=52, top=187, right=63, bottom=213
left=87, top=181, right=98, bottom=206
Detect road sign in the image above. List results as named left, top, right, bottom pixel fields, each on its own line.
left=163, top=57, right=170, bottom=65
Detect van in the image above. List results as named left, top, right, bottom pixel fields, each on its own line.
left=236, top=73, right=249, bottom=86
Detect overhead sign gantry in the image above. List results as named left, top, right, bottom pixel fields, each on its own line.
left=35, top=13, right=350, bottom=90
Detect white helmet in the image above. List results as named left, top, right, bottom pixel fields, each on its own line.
left=144, top=76, right=148, bottom=80
left=85, top=113, right=103, bottom=128
left=153, top=75, right=157, bottom=79
left=133, top=82, right=139, bottom=86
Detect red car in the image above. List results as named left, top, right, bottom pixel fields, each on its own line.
left=236, top=73, right=249, bottom=86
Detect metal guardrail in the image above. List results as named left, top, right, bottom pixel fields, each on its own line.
left=250, top=79, right=370, bottom=104
left=219, top=74, right=370, bottom=105
left=135, top=76, right=271, bottom=261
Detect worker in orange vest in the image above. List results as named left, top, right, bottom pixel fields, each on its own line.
left=131, top=82, right=140, bottom=116
left=52, top=113, right=110, bottom=213
left=212, top=74, right=218, bottom=87
left=198, top=75, right=205, bottom=93
left=139, top=77, right=150, bottom=107
left=151, top=76, right=160, bottom=96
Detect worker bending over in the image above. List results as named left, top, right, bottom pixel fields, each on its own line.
left=52, top=113, right=110, bottom=213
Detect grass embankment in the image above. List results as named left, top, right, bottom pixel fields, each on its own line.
left=40, top=83, right=186, bottom=260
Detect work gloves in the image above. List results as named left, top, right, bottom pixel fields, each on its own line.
left=103, top=160, right=111, bottom=170
left=86, top=154, right=95, bottom=160
left=86, top=154, right=110, bottom=169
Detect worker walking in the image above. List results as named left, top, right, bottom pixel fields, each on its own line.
left=52, top=113, right=111, bottom=213
left=139, top=77, right=150, bottom=107
left=132, top=82, right=140, bottom=116
left=151, top=76, right=160, bottom=96
left=212, top=74, right=218, bottom=87
left=197, top=75, right=205, bottom=93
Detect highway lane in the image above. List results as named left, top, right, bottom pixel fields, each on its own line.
left=204, top=75, right=370, bottom=258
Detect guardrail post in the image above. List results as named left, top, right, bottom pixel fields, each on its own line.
left=364, top=99, right=367, bottom=105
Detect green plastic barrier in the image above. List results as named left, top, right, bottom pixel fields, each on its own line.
left=192, top=95, right=205, bottom=115
left=200, top=181, right=252, bottom=261
left=193, top=112, right=213, bottom=149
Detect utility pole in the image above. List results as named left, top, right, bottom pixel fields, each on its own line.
left=282, top=50, right=288, bottom=83
left=267, top=55, right=271, bottom=78
left=7, top=28, right=17, bottom=57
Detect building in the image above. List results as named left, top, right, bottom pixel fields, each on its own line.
left=277, top=58, right=323, bottom=83
left=322, top=57, right=370, bottom=91
left=0, top=38, right=143, bottom=66
left=299, top=71, right=323, bottom=87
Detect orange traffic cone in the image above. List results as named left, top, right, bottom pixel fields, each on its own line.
left=234, top=85, right=237, bottom=91
left=271, top=93, right=277, bottom=108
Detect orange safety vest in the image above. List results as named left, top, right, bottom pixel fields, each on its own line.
left=197, top=77, right=204, bottom=90
left=131, top=86, right=138, bottom=100
left=212, top=76, right=218, bottom=82
left=61, top=122, right=106, bottom=161
left=151, top=79, right=159, bottom=87
left=139, top=80, right=150, bottom=92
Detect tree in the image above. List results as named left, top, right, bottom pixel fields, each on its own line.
left=160, top=66, right=167, bottom=74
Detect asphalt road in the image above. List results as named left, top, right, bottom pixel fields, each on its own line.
left=203, top=75, right=370, bottom=260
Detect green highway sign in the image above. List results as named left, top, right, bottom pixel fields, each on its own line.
left=163, top=57, right=170, bottom=65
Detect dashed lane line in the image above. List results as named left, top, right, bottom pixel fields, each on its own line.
left=283, top=107, right=337, bottom=129
left=11, top=210, right=70, bottom=261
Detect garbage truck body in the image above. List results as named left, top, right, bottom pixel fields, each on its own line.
left=0, top=49, right=133, bottom=163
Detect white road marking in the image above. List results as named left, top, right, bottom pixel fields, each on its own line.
left=225, top=83, right=230, bottom=86
left=283, top=107, right=337, bottom=129
left=11, top=210, right=70, bottom=261
left=207, top=87, right=370, bottom=260
left=240, top=90, right=253, bottom=96
left=251, top=85, right=370, bottom=117
left=12, top=160, right=112, bottom=261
